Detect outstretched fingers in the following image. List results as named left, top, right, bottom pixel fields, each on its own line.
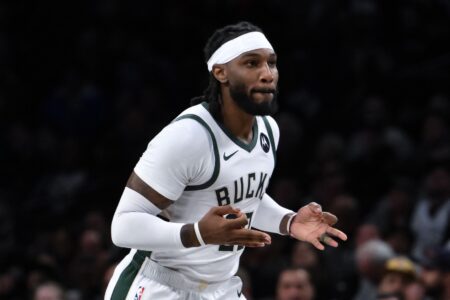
left=231, top=228, right=271, bottom=247
left=313, top=226, right=347, bottom=249
left=310, top=237, right=325, bottom=251
left=322, top=212, right=338, bottom=226
left=326, top=226, right=348, bottom=241
left=319, top=234, right=339, bottom=247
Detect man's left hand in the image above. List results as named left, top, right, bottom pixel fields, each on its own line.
left=290, top=202, right=347, bottom=250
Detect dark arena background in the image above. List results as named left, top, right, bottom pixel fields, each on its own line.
left=1, top=1, right=450, bottom=299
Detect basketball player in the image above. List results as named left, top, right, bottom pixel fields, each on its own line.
left=276, top=268, right=315, bottom=300
left=104, top=21, right=347, bottom=300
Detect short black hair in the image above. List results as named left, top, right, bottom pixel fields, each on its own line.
left=190, top=21, right=263, bottom=120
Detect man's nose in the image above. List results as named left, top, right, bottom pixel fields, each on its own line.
left=260, top=63, right=274, bottom=83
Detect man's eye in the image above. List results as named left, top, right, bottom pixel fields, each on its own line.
left=268, top=60, right=277, bottom=67
left=246, top=60, right=257, bottom=67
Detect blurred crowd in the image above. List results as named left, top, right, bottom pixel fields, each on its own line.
left=1, top=0, right=450, bottom=299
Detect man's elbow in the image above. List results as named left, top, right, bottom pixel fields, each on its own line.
left=110, top=215, right=126, bottom=247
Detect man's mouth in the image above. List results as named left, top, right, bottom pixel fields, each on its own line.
left=252, top=88, right=276, bottom=94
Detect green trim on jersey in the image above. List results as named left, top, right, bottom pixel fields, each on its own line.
left=110, top=250, right=151, bottom=300
left=201, top=102, right=259, bottom=153
left=175, top=114, right=220, bottom=191
left=262, top=116, right=277, bottom=163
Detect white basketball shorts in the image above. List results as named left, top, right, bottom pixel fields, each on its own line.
left=104, top=250, right=245, bottom=300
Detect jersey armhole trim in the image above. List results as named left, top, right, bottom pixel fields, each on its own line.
left=201, top=101, right=259, bottom=153
left=174, top=114, right=220, bottom=191
left=262, top=116, right=277, bottom=163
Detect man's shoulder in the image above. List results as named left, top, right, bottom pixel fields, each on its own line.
left=260, top=115, right=278, bottom=128
left=176, top=102, right=211, bottom=120
left=171, top=103, right=218, bottom=135
left=259, top=115, right=279, bottom=145
left=153, top=103, right=214, bottom=149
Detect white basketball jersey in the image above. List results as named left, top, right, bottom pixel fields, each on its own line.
left=134, top=103, right=278, bottom=282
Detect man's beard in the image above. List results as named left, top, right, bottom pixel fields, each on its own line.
left=229, top=82, right=278, bottom=116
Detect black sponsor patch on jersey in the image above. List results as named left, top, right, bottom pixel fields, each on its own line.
left=260, top=133, right=270, bottom=153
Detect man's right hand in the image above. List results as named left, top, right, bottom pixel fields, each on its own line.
left=181, top=205, right=271, bottom=248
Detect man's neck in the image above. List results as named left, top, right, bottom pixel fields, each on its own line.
left=220, top=91, right=255, bottom=144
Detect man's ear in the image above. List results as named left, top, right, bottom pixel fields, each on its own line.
left=212, top=65, right=228, bottom=84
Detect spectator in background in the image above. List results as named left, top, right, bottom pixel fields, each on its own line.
left=418, top=245, right=450, bottom=299
left=417, top=113, right=450, bottom=167
left=384, top=229, right=414, bottom=257
left=367, top=179, right=415, bottom=255
left=328, top=194, right=360, bottom=242
left=367, top=178, right=415, bottom=235
left=33, top=281, right=65, bottom=300
left=354, top=240, right=395, bottom=300
left=323, top=195, right=360, bottom=299
left=0, top=267, right=21, bottom=300
left=377, top=256, right=417, bottom=300
left=290, top=242, right=327, bottom=299
left=69, top=229, right=109, bottom=299
left=314, top=133, right=346, bottom=164
left=347, top=97, right=412, bottom=164
left=403, top=281, right=427, bottom=300
left=355, top=223, right=381, bottom=248
left=420, top=260, right=443, bottom=299
left=291, top=242, right=320, bottom=271
left=410, top=166, right=450, bottom=264
left=437, top=245, right=450, bottom=300
left=276, top=267, right=315, bottom=300
left=346, top=96, right=413, bottom=214
left=307, top=160, right=348, bottom=208
left=440, top=246, right=450, bottom=300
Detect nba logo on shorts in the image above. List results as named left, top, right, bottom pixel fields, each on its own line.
left=134, top=286, right=145, bottom=300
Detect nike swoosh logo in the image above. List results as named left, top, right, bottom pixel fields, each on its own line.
left=223, top=150, right=239, bottom=161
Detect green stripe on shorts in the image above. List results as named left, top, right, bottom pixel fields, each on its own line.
left=111, top=251, right=150, bottom=300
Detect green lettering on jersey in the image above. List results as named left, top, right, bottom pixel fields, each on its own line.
left=245, top=173, right=256, bottom=198
left=215, top=187, right=231, bottom=206
left=255, top=172, right=268, bottom=199
left=234, top=177, right=244, bottom=203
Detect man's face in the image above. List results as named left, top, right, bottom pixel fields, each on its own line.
left=378, top=273, right=409, bottom=295
left=276, top=269, right=314, bottom=300
left=225, top=48, right=279, bottom=115
left=34, top=285, right=64, bottom=300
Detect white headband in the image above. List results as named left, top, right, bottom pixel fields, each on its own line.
left=206, top=31, right=274, bottom=72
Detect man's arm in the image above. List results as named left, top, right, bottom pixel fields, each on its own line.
left=126, top=171, right=200, bottom=247
left=252, top=194, right=296, bottom=235
left=252, top=194, right=347, bottom=250
left=111, top=172, right=271, bottom=250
